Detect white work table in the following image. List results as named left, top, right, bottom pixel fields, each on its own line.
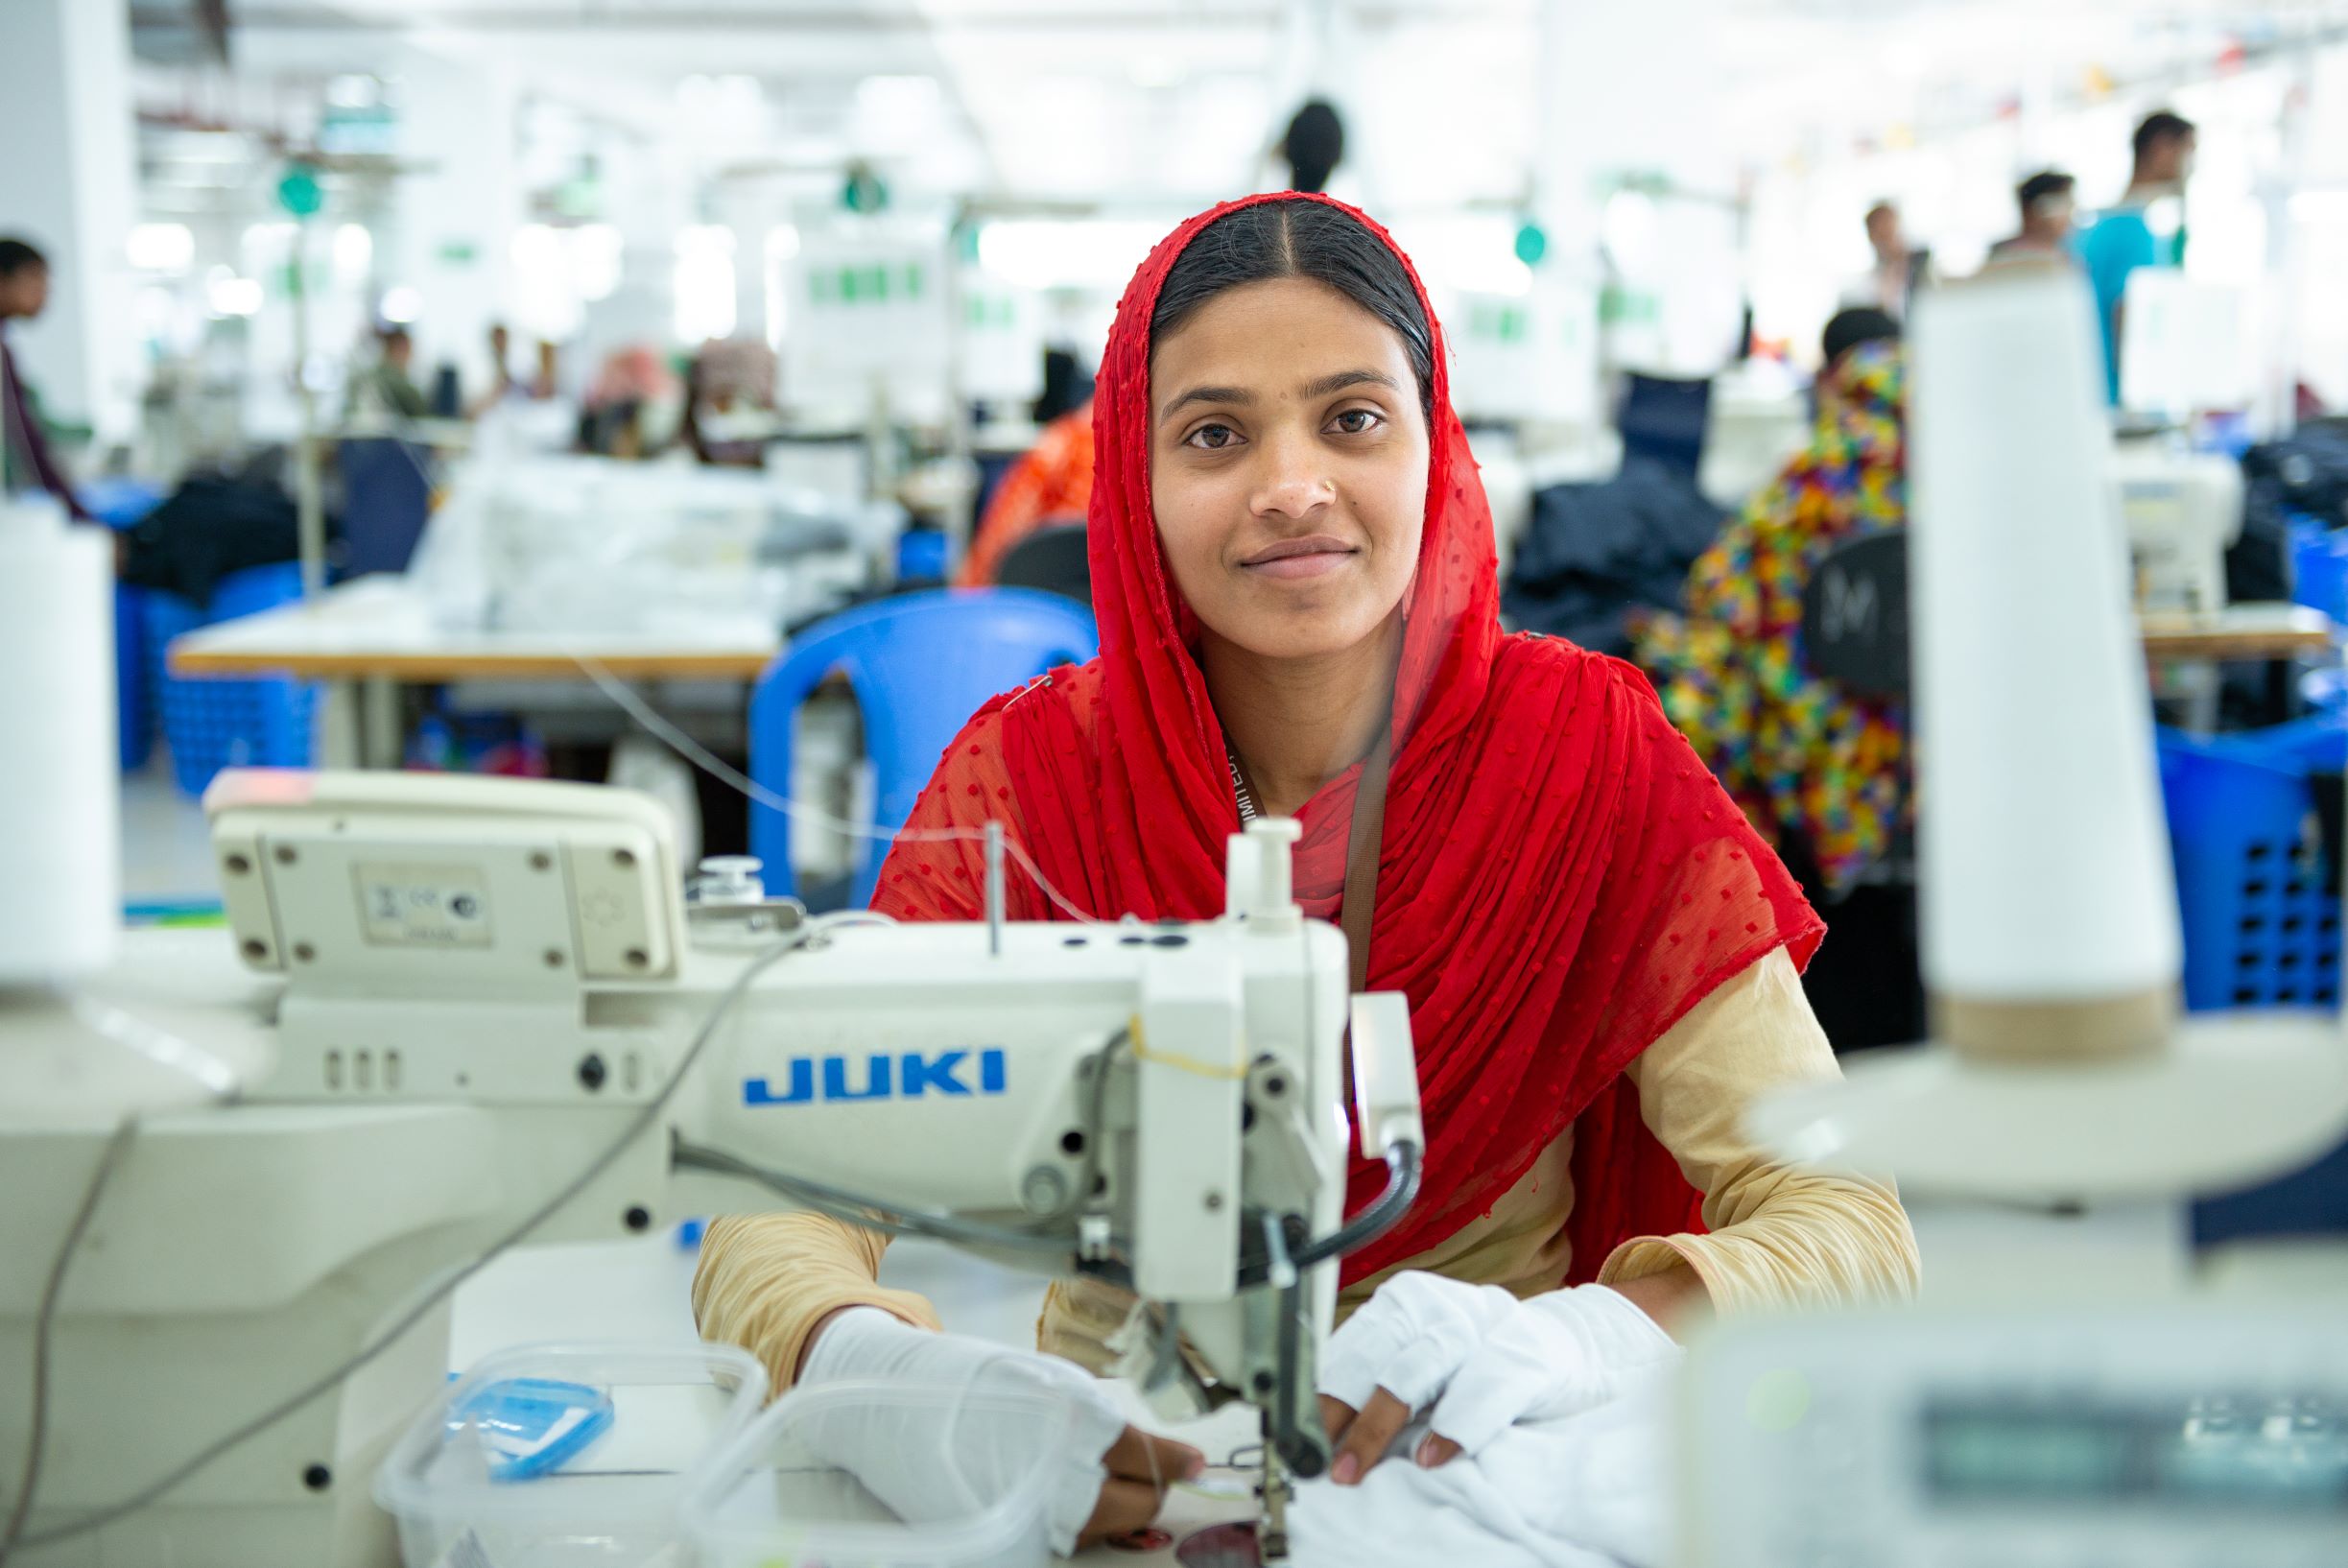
left=166, top=577, right=783, bottom=768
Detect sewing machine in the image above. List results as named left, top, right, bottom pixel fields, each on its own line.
left=2115, top=438, right=2245, bottom=615
left=0, top=768, right=1420, bottom=1568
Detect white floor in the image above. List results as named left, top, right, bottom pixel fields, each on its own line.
left=118, top=762, right=219, bottom=903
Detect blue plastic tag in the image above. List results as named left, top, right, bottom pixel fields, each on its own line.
left=446, top=1376, right=616, bottom=1483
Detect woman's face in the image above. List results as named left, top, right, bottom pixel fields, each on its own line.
left=1149, top=276, right=1429, bottom=662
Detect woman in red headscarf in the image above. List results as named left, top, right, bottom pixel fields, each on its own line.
left=696, top=195, right=1917, bottom=1551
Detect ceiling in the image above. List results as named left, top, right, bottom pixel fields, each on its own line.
left=125, top=1, right=2348, bottom=206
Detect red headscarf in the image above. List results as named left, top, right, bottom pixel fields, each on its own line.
left=875, top=193, right=1823, bottom=1286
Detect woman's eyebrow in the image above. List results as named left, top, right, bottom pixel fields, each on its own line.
left=1297, top=368, right=1399, bottom=399
left=1158, top=384, right=1252, bottom=424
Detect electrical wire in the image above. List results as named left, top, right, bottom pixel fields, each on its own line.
left=557, top=648, right=1103, bottom=926
left=672, top=1140, right=1074, bottom=1257
left=0, top=1119, right=137, bottom=1564
left=12, top=913, right=868, bottom=1554
left=362, top=420, right=1106, bottom=926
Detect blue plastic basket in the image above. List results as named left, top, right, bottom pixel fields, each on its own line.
left=115, top=582, right=153, bottom=772
left=81, top=480, right=169, bottom=772
left=147, top=562, right=317, bottom=796
left=2159, top=719, right=2345, bottom=1011
left=2289, top=516, right=2348, bottom=625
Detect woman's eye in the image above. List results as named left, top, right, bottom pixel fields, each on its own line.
left=1332, top=408, right=1383, bottom=436
left=1186, top=423, right=1239, bottom=450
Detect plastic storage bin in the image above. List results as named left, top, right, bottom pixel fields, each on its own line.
left=2159, top=718, right=2346, bottom=1011
left=2291, top=516, right=2348, bottom=625
left=376, top=1342, right=767, bottom=1568
left=683, top=1379, right=1070, bottom=1568
left=81, top=479, right=168, bottom=772
left=145, top=561, right=318, bottom=796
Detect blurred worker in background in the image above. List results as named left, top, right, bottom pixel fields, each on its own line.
left=956, top=393, right=1094, bottom=586
left=531, top=338, right=562, bottom=401
left=1280, top=98, right=1346, bottom=194
left=1988, top=170, right=2079, bottom=263
left=347, top=324, right=430, bottom=423
left=1631, top=308, right=1918, bottom=1050
left=577, top=344, right=678, bottom=459
left=469, top=321, right=518, bottom=416
left=2078, top=108, right=2196, bottom=403
left=0, top=236, right=94, bottom=522
left=1847, top=202, right=1932, bottom=321
left=682, top=338, right=779, bottom=468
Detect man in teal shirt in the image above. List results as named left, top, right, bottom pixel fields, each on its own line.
left=2076, top=109, right=2195, bottom=404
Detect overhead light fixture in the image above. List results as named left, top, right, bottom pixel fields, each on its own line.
left=128, top=223, right=195, bottom=273
left=206, top=274, right=263, bottom=318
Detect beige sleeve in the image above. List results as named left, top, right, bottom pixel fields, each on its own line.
left=1596, top=947, right=1922, bottom=1314
left=691, top=1213, right=944, bottom=1396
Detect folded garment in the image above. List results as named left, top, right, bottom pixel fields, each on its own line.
left=1287, top=1364, right=1675, bottom=1568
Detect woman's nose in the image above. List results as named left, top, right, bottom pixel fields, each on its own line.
left=1249, top=427, right=1335, bottom=520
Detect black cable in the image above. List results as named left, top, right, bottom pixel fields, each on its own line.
left=672, top=1139, right=1079, bottom=1258
left=0, top=1119, right=138, bottom=1564
left=1235, top=1141, right=1423, bottom=1292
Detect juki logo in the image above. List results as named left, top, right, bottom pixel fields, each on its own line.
left=742, top=1049, right=1008, bottom=1106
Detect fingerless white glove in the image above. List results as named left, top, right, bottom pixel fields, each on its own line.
left=1317, top=1271, right=1681, bottom=1461
left=798, top=1307, right=1128, bottom=1555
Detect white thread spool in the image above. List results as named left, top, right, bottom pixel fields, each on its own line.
left=0, top=497, right=120, bottom=983
left=1908, top=268, right=2181, bottom=1057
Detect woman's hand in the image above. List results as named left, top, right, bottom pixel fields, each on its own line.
left=799, top=1307, right=1204, bottom=1555
left=1315, top=1272, right=1681, bottom=1485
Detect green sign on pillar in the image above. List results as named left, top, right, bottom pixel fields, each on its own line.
left=842, top=163, right=889, bottom=215
left=277, top=160, right=324, bottom=219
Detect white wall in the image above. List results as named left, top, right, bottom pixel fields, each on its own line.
left=0, top=0, right=143, bottom=441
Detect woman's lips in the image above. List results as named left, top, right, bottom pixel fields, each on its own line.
left=1241, top=536, right=1360, bottom=580
left=1246, top=551, right=1354, bottom=580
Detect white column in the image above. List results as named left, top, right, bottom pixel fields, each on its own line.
left=1534, top=0, right=1736, bottom=376
left=0, top=0, right=142, bottom=442
left=386, top=47, right=522, bottom=397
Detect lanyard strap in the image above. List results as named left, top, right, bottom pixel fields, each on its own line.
left=1339, top=727, right=1391, bottom=996
left=1227, top=727, right=1390, bottom=993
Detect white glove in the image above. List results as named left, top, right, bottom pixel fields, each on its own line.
left=796, top=1307, right=1130, bottom=1555
left=1317, top=1271, right=1680, bottom=1471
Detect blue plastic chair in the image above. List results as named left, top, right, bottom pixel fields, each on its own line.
left=748, top=588, right=1100, bottom=905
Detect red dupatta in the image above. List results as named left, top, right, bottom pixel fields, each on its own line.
left=874, top=193, right=1823, bottom=1287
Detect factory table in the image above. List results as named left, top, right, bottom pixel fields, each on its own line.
left=2139, top=603, right=2342, bottom=663
left=166, top=576, right=781, bottom=768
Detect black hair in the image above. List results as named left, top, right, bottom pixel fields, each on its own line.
left=2016, top=170, right=2075, bottom=215
left=1280, top=100, right=1346, bottom=195
left=378, top=324, right=413, bottom=347
left=1150, top=198, right=1434, bottom=420
left=2133, top=109, right=2195, bottom=166
left=0, top=238, right=48, bottom=278
left=1822, top=307, right=1901, bottom=370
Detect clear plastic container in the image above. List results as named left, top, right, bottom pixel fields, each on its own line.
left=681, top=1379, right=1072, bottom=1568
left=376, top=1342, right=768, bottom=1568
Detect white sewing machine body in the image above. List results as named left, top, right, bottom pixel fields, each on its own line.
left=2, top=770, right=1416, bottom=1567
left=2115, top=438, right=2245, bottom=615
